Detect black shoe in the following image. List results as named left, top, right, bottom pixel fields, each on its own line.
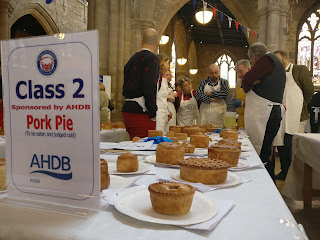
left=275, top=171, right=286, bottom=181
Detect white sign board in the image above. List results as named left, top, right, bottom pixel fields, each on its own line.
left=1, top=31, right=100, bottom=209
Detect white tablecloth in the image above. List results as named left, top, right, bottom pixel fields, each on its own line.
left=282, top=133, right=320, bottom=200
left=0, top=134, right=305, bottom=240
left=100, top=129, right=130, bottom=142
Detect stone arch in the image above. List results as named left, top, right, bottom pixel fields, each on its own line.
left=10, top=3, right=59, bottom=35
left=154, top=0, right=257, bottom=42
left=295, top=0, right=320, bottom=59
left=213, top=49, right=238, bottom=64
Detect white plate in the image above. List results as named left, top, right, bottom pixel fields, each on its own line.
left=171, top=172, right=242, bottom=188
left=115, top=188, right=218, bottom=226
left=229, top=159, right=249, bottom=171
left=108, top=162, right=150, bottom=175
left=144, top=155, right=180, bottom=168
left=108, top=175, right=139, bottom=189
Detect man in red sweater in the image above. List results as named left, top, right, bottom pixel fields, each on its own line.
left=122, top=28, right=159, bottom=139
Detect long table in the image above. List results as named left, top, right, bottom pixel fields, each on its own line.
left=0, top=134, right=305, bottom=240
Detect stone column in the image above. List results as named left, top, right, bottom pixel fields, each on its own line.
left=0, top=0, right=13, bottom=59
left=258, top=8, right=267, bottom=45
left=279, top=5, right=289, bottom=51
left=130, top=19, right=154, bottom=55
left=87, top=0, right=131, bottom=121
left=87, top=0, right=109, bottom=75
left=266, top=4, right=281, bottom=52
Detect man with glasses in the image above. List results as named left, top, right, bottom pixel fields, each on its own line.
left=242, top=43, right=286, bottom=181
left=196, top=64, right=229, bottom=127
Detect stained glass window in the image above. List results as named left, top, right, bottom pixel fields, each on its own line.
left=297, top=8, right=320, bottom=87
left=215, top=54, right=236, bottom=88
left=170, top=42, right=176, bottom=87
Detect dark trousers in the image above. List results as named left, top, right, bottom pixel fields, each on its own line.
left=260, top=105, right=282, bottom=181
left=277, top=133, right=293, bottom=175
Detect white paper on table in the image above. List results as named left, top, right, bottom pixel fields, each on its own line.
left=229, top=161, right=264, bottom=172
left=100, top=141, right=154, bottom=151
left=182, top=200, right=235, bottom=230
left=101, top=185, right=146, bottom=205
left=156, top=175, right=216, bottom=193
left=234, top=172, right=252, bottom=183
left=100, top=142, right=120, bottom=150
left=145, top=165, right=157, bottom=175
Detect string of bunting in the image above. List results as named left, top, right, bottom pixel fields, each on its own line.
left=194, top=0, right=259, bottom=40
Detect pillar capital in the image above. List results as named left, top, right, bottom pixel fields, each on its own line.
left=131, top=18, right=154, bottom=30
left=0, top=0, right=13, bottom=16
left=266, top=4, right=281, bottom=15
left=258, top=8, right=267, bottom=18
left=280, top=4, right=290, bottom=16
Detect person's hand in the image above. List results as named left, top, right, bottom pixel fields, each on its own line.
left=230, top=98, right=242, bottom=108
left=210, top=98, right=218, bottom=102
left=151, top=117, right=156, bottom=121
left=167, top=111, right=173, bottom=122
left=205, top=92, right=211, bottom=96
left=253, top=80, right=261, bottom=85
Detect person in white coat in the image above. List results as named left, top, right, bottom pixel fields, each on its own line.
left=163, top=70, right=177, bottom=132
left=196, top=64, right=230, bottom=127
left=176, top=78, right=199, bottom=126
left=156, top=54, right=172, bottom=131
left=274, top=50, right=314, bottom=181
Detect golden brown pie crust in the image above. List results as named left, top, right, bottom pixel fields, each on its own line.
left=148, top=182, right=195, bottom=215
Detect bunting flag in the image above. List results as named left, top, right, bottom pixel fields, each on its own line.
left=220, top=12, right=224, bottom=24
left=228, top=17, right=232, bottom=28
left=193, top=0, right=196, bottom=8
left=198, top=0, right=259, bottom=41
left=212, top=7, right=217, bottom=19
left=235, top=21, right=239, bottom=32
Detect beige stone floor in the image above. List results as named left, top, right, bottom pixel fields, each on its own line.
left=274, top=156, right=320, bottom=240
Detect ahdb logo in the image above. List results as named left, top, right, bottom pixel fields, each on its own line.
left=37, top=50, right=57, bottom=76
left=30, top=154, right=72, bottom=180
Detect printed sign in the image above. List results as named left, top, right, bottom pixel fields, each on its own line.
left=1, top=31, right=100, bottom=209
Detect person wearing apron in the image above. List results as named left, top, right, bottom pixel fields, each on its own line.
left=196, top=64, right=229, bottom=127
left=122, top=29, right=159, bottom=139
left=274, top=50, right=314, bottom=181
left=177, top=78, right=199, bottom=126
left=163, top=70, right=177, bottom=132
left=229, top=59, right=251, bottom=128
left=156, top=54, right=171, bottom=132
left=242, top=43, right=286, bottom=181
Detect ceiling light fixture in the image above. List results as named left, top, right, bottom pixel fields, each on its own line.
left=195, top=2, right=213, bottom=24
left=177, top=58, right=187, bottom=65
left=159, top=35, right=169, bottom=45
left=189, top=69, right=198, bottom=74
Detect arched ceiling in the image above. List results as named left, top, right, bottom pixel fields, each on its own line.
left=178, top=0, right=249, bottom=46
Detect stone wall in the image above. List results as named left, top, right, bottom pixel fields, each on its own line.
left=194, top=43, right=248, bottom=90
left=9, top=0, right=87, bottom=34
